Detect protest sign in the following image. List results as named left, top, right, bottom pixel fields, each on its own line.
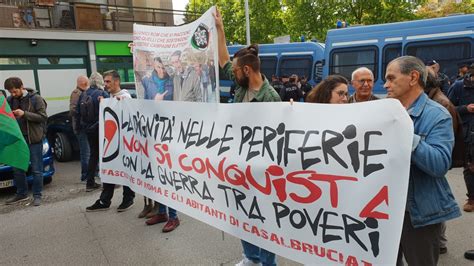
left=99, top=98, right=413, bottom=265
left=132, top=6, right=218, bottom=103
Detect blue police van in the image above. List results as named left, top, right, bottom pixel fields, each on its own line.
left=221, top=42, right=325, bottom=102
left=220, top=14, right=474, bottom=101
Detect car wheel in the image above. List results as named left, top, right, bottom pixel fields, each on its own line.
left=54, top=132, right=72, bottom=162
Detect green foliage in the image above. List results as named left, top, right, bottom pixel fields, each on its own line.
left=184, top=0, right=470, bottom=44
left=416, top=0, right=474, bottom=18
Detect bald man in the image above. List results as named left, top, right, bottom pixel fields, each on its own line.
left=70, top=75, right=90, bottom=182
left=349, top=67, right=379, bottom=103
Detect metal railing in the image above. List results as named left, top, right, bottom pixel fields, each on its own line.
left=0, top=1, right=200, bottom=32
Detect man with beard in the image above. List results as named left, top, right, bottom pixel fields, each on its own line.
left=214, top=8, right=280, bottom=266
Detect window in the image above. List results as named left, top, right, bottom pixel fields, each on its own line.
left=280, top=56, right=312, bottom=79
left=38, top=57, right=84, bottom=65
left=0, top=57, right=32, bottom=65
left=259, top=56, right=277, bottom=79
left=382, top=44, right=402, bottom=80
left=406, top=38, right=471, bottom=79
left=330, top=46, right=378, bottom=81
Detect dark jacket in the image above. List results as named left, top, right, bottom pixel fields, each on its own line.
left=427, top=87, right=465, bottom=167
left=7, top=91, right=47, bottom=144
left=76, top=86, right=109, bottom=132
left=438, top=72, right=450, bottom=95
left=448, top=74, right=474, bottom=143
left=279, top=82, right=303, bottom=102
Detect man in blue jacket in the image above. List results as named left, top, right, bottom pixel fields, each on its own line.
left=385, top=56, right=461, bottom=266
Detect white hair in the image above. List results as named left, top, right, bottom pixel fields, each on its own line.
left=89, top=72, right=104, bottom=89
left=351, top=67, right=374, bottom=81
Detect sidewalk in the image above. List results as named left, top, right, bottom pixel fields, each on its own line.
left=1, top=168, right=473, bottom=265
left=0, top=191, right=296, bottom=265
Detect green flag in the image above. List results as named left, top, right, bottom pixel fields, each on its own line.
left=0, top=95, right=29, bottom=171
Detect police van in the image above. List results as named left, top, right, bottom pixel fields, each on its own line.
left=220, top=14, right=474, bottom=101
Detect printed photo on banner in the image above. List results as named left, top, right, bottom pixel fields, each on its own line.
left=133, top=7, right=218, bottom=103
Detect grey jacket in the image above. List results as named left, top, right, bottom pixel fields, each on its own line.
left=173, top=67, right=202, bottom=102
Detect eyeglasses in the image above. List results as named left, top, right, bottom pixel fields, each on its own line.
left=334, top=90, right=348, bottom=97
left=354, top=79, right=374, bottom=85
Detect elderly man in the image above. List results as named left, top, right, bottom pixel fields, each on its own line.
left=349, top=67, right=379, bottom=103
left=70, top=75, right=89, bottom=182
left=384, top=56, right=461, bottom=266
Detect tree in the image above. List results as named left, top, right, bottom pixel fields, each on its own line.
left=282, top=1, right=341, bottom=42
left=416, top=0, right=474, bottom=18
left=185, top=0, right=287, bottom=44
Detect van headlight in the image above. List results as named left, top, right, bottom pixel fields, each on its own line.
left=42, top=142, right=49, bottom=155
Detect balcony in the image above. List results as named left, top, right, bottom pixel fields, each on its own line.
left=0, top=0, right=193, bottom=33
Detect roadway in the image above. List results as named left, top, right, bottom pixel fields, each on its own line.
left=0, top=161, right=473, bottom=265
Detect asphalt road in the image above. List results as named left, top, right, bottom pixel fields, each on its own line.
left=0, top=161, right=473, bottom=265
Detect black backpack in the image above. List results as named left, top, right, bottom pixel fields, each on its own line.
left=78, top=90, right=98, bottom=125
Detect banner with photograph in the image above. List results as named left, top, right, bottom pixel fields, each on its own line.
left=99, top=98, right=413, bottom=265
left=132, top=6, right=218, bottom=103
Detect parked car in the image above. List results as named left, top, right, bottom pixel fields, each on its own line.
left=47, top=83, right=136, bottom=162
left=0, top=138, right=55, bottom=189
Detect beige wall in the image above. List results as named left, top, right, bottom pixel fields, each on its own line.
left=131, top=0, right=174, bottom=26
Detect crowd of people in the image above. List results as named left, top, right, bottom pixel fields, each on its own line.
left=2, top=7, right=474, bottom=266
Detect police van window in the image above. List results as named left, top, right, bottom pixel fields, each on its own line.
left=330, top=46, right=378, bottom=81
left=280, top=56, right=312, bottom=79
left=406, top=38, right=471, bottom=79
left=259, top=56, right=277, bottom=79
left=382, top=44, right=402, bottom=80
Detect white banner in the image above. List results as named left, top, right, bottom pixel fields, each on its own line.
left=132, top=6, right=218, bottom=103
left=99, top=99, right=413, bottom=265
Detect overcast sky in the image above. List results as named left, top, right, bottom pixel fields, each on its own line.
left=173, top=0, right=189, bottom=25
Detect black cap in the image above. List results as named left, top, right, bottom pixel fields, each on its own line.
left=458, top=58, right=474, bottom=68
left=425, top=59, right=438, bottom=66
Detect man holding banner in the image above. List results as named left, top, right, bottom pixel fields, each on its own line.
left=384, top=56, right=461, bottom=266
left=214, top=8, right=280, bottom=266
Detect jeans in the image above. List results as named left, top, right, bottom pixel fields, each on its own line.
left=77, top=131, right=90, bottom=181
left=99, top=183, right=135, bottom=206
left=85, top=129, right=99, bottom=187
left=158, top=204, right=177, bottom=219
left=241, top=240, right=276, bottom=266
left=13, top=141, right=43, bottom=198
